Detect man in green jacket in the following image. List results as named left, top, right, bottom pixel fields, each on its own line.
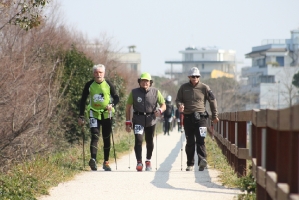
left=125, top=72, right=166, bottom=171
left=78, top=64, right=119, bottom=171
left=176, top=67, right=219, bottom=171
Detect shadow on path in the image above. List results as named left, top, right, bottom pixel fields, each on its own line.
left=150, top=133, right=238, bottom=195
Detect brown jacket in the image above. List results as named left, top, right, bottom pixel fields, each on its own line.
left=175, top=81, right=218, bottom=120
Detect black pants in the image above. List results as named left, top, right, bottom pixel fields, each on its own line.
left=134, top=124, right=156, bottom=162
left=164, top=117, right=171, bottom=134
left=183, top=114, right=207, bottom=166
left=177, top=122, right=181, bottom=132
left=89, top=118, right=112, bottom=162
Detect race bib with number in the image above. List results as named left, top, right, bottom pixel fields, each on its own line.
left=134, top=124, right=144, bottom=135
left=89, top=118, right=98, bottom=128
left=199, top=127, right=207, bottom=137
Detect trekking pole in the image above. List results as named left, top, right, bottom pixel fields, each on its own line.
left=128, top=133, right=131, bottom=169
left=110, top=111, right=117, bottom=170
left=180, top=113, right=184, bottom=171
left=156, top=120, right=158, bottom=170
left=82, top=125, right=85, bottom=170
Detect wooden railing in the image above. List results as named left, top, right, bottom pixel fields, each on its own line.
left=207, top=104, right=299, bottom=200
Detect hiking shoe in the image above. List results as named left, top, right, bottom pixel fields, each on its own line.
left=102, top=161, right=112, bottom=171
left=136, top=161, right=143, bottom=171
left=89, top=158, right=97, bottom=171
left=186, top=166, right=193, bottom=171
left=199, top=159, right=207, bottom=171
left=145, top=161, right=152, bottom=171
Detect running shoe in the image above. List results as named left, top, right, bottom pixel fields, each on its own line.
left=145, top=161, right=152, bottom=171
left=89, top=158, right=97, bottom=171
left=136, top=161, right=143, bottom=171
left=199, top=159, right=207, bottom=171
left=186, top=166, right=193, bottom=171
left=102, top=161, right=112, bottom=171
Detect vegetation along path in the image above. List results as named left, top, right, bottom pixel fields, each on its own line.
left=39, top=129, right=241, bottom=200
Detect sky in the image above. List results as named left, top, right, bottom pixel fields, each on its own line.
left=59, top=0, right=299, bottom=76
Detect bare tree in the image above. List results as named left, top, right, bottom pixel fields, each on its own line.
left=278, top=67, right=299, bottom=107
left=204, top=77, right=244, bottom=113
left=0, top=1, right=74, bottom=171
left=0, top=0, right=49, bottom=31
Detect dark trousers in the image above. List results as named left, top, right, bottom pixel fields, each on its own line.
left=90, top=118, right=112, bottom=162
left=183, top=114, right=207, bottom=166
left=177, top=121, right=181, bottom=132
left=134, top=124, right=156, bottom=162
left=164, top=117, right=171, bottom=134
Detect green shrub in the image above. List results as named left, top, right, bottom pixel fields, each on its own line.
left=237, top=166, right=256, bottom=200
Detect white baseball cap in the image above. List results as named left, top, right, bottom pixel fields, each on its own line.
left=188, top=67, right=201, bottom=77
left=166, top=95, right=172, bottom=101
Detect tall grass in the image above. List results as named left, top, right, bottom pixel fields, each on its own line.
left=205, top=135, right=239, bottom=188
left=206, top=135, right=256, bottom=200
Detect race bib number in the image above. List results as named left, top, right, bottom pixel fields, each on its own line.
left=199, top=127, right=207, bottom=137
left=134, top=125, right=144, bottom=135
left=89, top=118, right=98, bottom=128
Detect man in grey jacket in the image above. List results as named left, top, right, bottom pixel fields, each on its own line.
left=176, top=67, right=219, bottom=171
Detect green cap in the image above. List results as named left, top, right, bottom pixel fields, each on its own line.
left=140, top=72, right=151, bottom=80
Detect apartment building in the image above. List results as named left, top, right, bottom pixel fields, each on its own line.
left=241, top=29, right=299, bottom=110
left=165, top=46, right=236, bottom=80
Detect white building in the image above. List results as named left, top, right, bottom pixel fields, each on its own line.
left=114, top=46, right=141, bottom=74
left=241, top=29, right=299, bottom=110
left=165, top=46, right=236, bottom=80
left=85, top=44, right=141, bottom=74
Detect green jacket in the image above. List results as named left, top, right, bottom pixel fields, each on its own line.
left=79, top=80, right=119, bottom=120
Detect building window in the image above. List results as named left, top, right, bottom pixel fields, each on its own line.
left=131, top=64, right=137, bottom=71
left=185, top=53, right=193, bottom=61
left=260, top=75, right=275, bottom=83
left=202, top=64, right=204, bottom=69
left=202, top=53, right=204, bottom=59
left=276, top=56, right=284, bottom=66
left=257, top=58, right=266, bottom=67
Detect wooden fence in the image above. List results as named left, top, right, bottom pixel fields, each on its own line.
left=207, top=104, right=299, bottom=200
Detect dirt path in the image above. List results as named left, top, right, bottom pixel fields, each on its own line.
left=39, top=128, right=241, bottom=200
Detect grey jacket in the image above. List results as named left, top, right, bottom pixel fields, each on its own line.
left=132, top=87, right=158, bottom=127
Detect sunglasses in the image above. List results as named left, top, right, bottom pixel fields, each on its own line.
left=190, top=76, right=200, bottom=78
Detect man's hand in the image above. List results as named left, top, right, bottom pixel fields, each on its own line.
left=155, top=108, right=162, bottom=117
left=212, top=117, right=219, bottom=124
left=179, top=104, right=184, bottom=113
left=125, top=121, right=132, bottom=133
left=126, top=125, right=132, bottom=132
left=106, top=104, right=113, bottom=111
left=78, top=116, right=85, bottom=126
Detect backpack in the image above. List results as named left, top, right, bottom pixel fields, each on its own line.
left=164, top=104, right=173, bottom=118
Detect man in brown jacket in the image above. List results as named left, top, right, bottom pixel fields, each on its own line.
left=175, top=67, right=219, bottom=171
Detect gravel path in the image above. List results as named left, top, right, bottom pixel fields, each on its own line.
left=39, top=128, right=241, bottom=200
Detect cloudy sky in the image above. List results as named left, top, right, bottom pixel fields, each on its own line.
left=59, top=0, right=299, bottom=76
